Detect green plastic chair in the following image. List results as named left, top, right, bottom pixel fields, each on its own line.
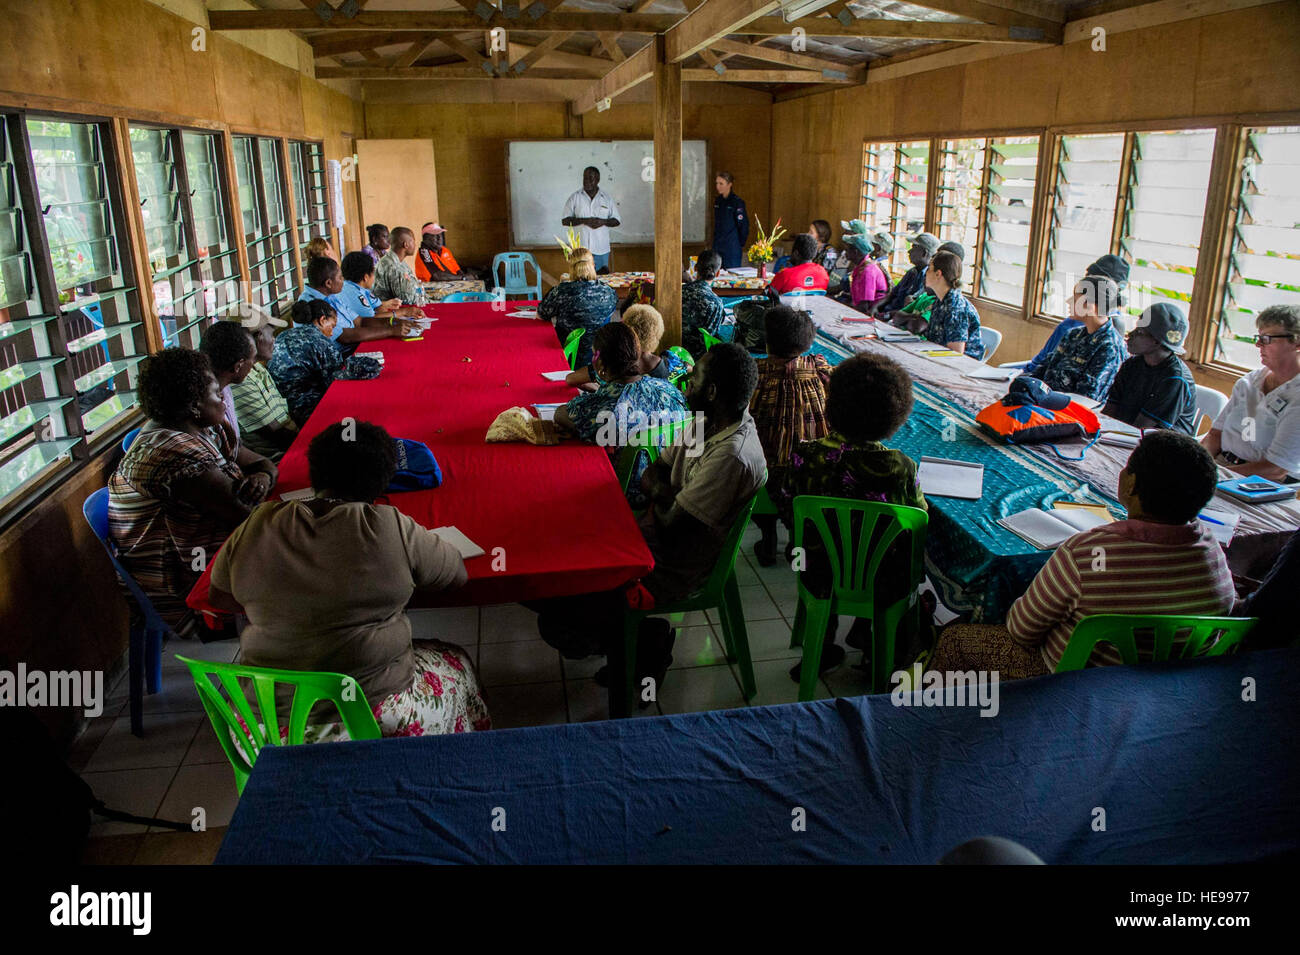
left=751, top=484, right=778, bottom=518
left=789, top=495, right=928, bottom=701
left=177, top=655, right=382, bottom=795
left=563, top=328, right=584, bottom=370
left=701, top=328, right=723, bottom=351
left=612, top=417, right=691, bottom=494
left=1053, top=614, right=1256, bottom=673
left=614, top=495, right=760, bottom=717
left=666, top=345, right=695, bottom=391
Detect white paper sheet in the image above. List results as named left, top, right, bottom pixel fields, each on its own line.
left=963, top=365, right=1018, bottom=381
left=533, top=403, right=562, bottom=421
left=431, top=526, right=486, bottom=560
left=917, top=456, right=984, bottom=499
left=1198, top=508, right=1240, bottom=546
left=541, top=370, right=571, bottom=381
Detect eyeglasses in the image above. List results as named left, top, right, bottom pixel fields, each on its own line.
left=1254, top=333, right=1297, bottom=346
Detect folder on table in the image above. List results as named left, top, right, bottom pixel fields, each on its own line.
left=431, top=526, right=486, bottom=560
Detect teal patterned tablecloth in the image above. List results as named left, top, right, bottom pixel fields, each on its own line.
left=810, top=336, right=1123, bottom=621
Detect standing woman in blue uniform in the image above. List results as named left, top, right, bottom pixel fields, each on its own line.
left=713, top=172, right=749, bottom=270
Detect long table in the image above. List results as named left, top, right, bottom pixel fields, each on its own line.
left=559, top=270, right=769, bottom=298
left=215, top=647, right=1300, bottom=864
left=270, top=301, right=652, bottom=605
left=794, top=295, right=1300, bottom=617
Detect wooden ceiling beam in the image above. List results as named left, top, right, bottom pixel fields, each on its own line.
left=682, top=68, right=854, bottom=83
left=734, top=16, right=1060, bottom=42
left=392, top=32, right=440, bottom=68
left=709, top=37, right=858, bottom=75
left=309, top=31, right=407, bottom=56
left=898, top=0, right=1061, bottom=30
left=664, top=0, right=783, bottom=63
left=571, top=40, right=656, bottom=114
left=509, top=32, right=571, bottom=74
left=440, top=33, right=495, bottom=72
left=210, top=10, right=681, bottom=32
left=317, top=65, right=607, bottom=79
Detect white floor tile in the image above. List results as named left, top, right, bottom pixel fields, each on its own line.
left=669, top=624, right=730, bottom=669
left=480, top=603, right=541, bottom=643
left=750, top=658, right=834, bottom=706
left=565, top=678, right=662, bottom=723
left=822, top=660, right=882, bottom=700
left=560, top=652, right=605, bottom=681
left=478, top=638, right=563, bottom=687
left=656, top=664, right=746, bottom=716
left=155, top=762, right=240, bottom=831
left=82, top=712, right=204, bottom=774
left=182, top=717, right=231, bottom=766
left=738, top=617, right=801, bottom=662
left=481, top=681, right=567, bottom=729
left=736, top=587, right=785, bottom=622
left=83, top=767, right=176, bottom=837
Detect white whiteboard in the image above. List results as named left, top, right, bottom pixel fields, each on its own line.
left=506, top=140, right=709, bottom=248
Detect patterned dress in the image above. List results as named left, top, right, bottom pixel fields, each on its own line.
left=374, top=250, right=427, bottom=306
left=267, top=324, right=383, bottom=426
left=1036, top=318, right=1126, bottom=400
left=681, top=279, right=726, bottom=358
left=108, top=427, right=244, bottom=635
left=539, top=279, right=618, bottom=370
left=773, top=433, right=927, bottom=603
left=750, top=354, right=831, bottom=493
left=564, top=375, right=689, bottom=507
left=925, top=289, right=985, bottom=359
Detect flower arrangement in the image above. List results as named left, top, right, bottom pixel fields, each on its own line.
left=747, top=216, right=786, bottom=265
left=554, top=225, right=581, bottom=259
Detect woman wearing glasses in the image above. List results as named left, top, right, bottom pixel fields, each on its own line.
left=1202, top=305, right=1300, bottom=481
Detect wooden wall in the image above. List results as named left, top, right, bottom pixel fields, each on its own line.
left=362, top=81, right=773, bottom=282
left=0, top=0, right=366, bottom=251
left=770, top=0, right=1300, bottom=390
left=0, top=0, right=365, bottom=747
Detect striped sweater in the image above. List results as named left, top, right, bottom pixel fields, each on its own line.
left=1007, top=519, right=1236, bottom=670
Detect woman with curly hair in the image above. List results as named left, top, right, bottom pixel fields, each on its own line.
left=208, top=420, right=491, bottom=738
left=109, top=347, right=277, bottom=636
left=772, top=351, right=927, bottom=682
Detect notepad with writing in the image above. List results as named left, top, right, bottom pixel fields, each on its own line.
left=431, top=526, right=485, bottom=560
left=997, top=506, right=1111, bottom=549
left=918, top=456, right=984, bottom=499
left=876, top=323, right=922, bottom=342
left=541, top=370, right=572, bottom=381
left=1198, top=508, right=1240, bottom=546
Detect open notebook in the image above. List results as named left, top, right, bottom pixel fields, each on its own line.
left=997, top=506, right=1113, bottom=549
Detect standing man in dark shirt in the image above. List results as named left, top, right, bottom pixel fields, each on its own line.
left=713, top=171, right=749, bottom=270
left=1101, top=303, right=1198, bottom=434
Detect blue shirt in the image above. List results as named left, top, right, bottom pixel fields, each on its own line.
left=925, top=290, right=984, bottom=360
left=1036, top=318, right=1126, bottom=401
left=878, top=265, right=927, bottom=314
left=298, top=286, right=352, bottom=342
left=333, top=280, right=382, bottom=320
left=1024, top=318, right=1083, bottom=377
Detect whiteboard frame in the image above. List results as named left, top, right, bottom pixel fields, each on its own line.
left=504, top=139, right=712, bottom=250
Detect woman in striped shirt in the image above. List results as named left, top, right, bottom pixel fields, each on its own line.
left=930, top=430, right=1235, bottom=677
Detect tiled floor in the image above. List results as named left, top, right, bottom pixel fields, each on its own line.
left=73, top=522, right=897, bottom=864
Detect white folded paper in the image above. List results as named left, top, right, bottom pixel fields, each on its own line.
left=431, top=526, right=485, bottom=560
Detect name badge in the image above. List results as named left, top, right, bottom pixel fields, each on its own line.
left=1267, top=394, right=1290, bottom=415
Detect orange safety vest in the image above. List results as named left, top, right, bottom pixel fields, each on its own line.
left=415, top=246, right=461, bottom=281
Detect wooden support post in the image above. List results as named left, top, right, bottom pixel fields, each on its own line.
left=653, top=34, right=683, bottom=348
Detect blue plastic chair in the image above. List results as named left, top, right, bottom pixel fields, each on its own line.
left=491, top=252, right=542, bottom=300
left=82, top=488, right=169, bottom=737
left=121, top=427, right=141, bottom=453
left=440, top=291, right=498, bottom=303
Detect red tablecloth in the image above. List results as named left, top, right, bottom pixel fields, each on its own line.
left=212, top=302, right=652, bottom=608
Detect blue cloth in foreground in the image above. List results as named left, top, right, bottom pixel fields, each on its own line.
left=217, top=649, right=1300, bottom=865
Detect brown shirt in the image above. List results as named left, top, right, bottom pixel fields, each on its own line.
left=211, top=500, right=465, bottom=705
